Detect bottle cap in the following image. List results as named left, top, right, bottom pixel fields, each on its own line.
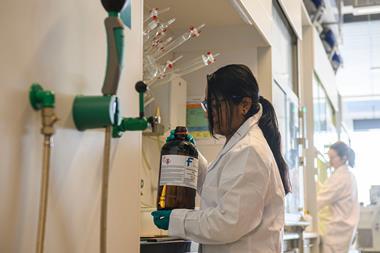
left=174, top=126, right=188, bottom=135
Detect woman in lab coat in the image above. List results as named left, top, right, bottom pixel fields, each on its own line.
left=152, top=64, right=291, bottom=253
left=318, top=141, right=359, bottom=253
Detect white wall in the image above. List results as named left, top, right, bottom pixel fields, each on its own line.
left=0, top=0, right=143, bottom=252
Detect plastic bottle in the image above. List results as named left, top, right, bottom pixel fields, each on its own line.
left=157, top=126, right=199, bottom=210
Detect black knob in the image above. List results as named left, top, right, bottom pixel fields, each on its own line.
left=135, top=81, right=147, bottom=93
left=101, top=0, right=127, bottom=12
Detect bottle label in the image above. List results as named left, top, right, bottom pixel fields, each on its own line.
left=160, top=155, right=199, bottom=190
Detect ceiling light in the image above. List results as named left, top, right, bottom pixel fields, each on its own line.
left=354, top=5, right=380, bottom=15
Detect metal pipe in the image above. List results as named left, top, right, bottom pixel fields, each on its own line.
left=36, top=107, right=57, bottom=253
left=100, top=126, right=112, bottom=253
left=36, top=135, right=52, bottom=253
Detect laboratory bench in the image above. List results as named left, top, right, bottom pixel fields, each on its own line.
left=140, top=232, right=319, bottom=253
left=140, top=237, right=192, bottom=253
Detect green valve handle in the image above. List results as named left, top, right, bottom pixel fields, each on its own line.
left=72, top=95, right=119, bottom=131
left=29, top=83, right=55, bottom=110
left=101, top=0, right=127, bottom=95
left=112, top=117, right=148, bottom=138
left=112, top=81, right=148, bottom=138
left=135, top=81, right=147, bottom=118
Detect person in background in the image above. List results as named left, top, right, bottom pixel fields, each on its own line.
left=152, top=64, right=291, bottom=253
left=318, top=141, right=359, bottom=253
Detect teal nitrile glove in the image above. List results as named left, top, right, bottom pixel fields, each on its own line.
left=151, top=210, right=172, bottom=230
left=165, top=129, right=196, bottom=145
left=186, top=134, right=196, bottom=145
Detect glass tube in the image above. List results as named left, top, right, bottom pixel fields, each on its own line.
left=143, top=19, right=159, bottom=39
left=148, top=52, right=219, bottom=89
left=144, top=18, right=175, bottom=43
left=154, top=24, right=206, bottom=60
left=175, top=52, right=220, bottom=77
left=144, top=91, right=155, bottom=107
left=143, top=55, right=159, bottom=82
left=144, top=55, right=183, bottom=85
left=144, top=7, right=170, bottom=24
left=145, top=37, right=173, bottom=55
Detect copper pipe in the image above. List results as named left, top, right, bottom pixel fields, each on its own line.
left=36, top=108, right=57, bottom=253
left=100, top=126, right=112, bottom=253
left=36, top=136, right=51, bottom=253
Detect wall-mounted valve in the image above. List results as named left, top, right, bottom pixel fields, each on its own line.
left=112, top=81, right=149, bottom=137
left=72, top=95, right=119, bottom=131
left=71, top=0, right=128, bottom=131
left=30, top=83, right=55, bottom=110
left=147, top=112, right=163, bottom=135
left=29, top=83, right=58, bottom=253
left=30, top=83, right=58, bottom=136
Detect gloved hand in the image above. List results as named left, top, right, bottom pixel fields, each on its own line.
left=151, top=210, right=172, bottom=230
left=166, top=129, right=196, bottom=145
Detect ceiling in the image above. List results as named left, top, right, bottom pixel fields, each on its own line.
left=144, top=0, right=245, bottom=30
left=142, top=0, right=268, bottom=51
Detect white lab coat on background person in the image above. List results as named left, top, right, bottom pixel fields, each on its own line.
left=317, top=164, right=359, bottom=253
left=168, top=108, right=286, bottom=253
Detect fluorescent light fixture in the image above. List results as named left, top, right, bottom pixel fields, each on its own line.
left=342, top=4, right=380, bottom=15
left=229, top=0, right=254, bottom=25
left=354, top=5, right=380, bottom=15
left=342, top=5, right=354, bottom=14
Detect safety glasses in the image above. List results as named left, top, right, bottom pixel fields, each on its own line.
left=200, top=100, right=208, bottom=112
left=200, top=96, right=245, bottom=112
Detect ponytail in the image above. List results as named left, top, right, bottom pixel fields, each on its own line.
left=258, top=96, right=291, bottom=194
left=347, top=148, right=355, bottom=167
left=330, top=141, right=355, bottom=168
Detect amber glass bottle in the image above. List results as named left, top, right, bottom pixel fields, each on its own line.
left=157, top=126, right=199, bottom=210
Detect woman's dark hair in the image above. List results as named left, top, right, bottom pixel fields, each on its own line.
left=206, top=64, right=291, bottom=194
left=330, top=141, right=355, bottom=167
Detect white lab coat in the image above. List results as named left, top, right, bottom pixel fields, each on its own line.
left=168, top=108, right=285, bottom=253
left=317, top=164, right=359, bottom=253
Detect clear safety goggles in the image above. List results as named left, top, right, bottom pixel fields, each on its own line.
left=200, top=100, right=208, bottom=112
left=200, top=96, right=245, bottom=112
